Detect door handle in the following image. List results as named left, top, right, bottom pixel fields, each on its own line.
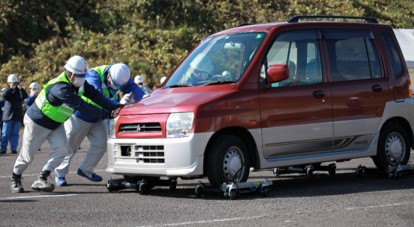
left=372, top=84, right=382, bottom=92
left=313, top=90, right=325, bottom=99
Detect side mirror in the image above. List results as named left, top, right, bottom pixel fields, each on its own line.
left=267, top=64, right=289, bottom=83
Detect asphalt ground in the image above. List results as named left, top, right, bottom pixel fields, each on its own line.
left=0, top=138, right=414, bottom=227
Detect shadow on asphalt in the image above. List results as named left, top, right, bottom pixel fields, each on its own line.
left=8, top=167, right=411, bottom=201
left=89, top=171, right=414, bottom=201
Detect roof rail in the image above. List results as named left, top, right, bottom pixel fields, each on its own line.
left=288, top=15, right=378, bottom=24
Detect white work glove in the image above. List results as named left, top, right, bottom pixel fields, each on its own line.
left=120, top=92, right=134, bottom=105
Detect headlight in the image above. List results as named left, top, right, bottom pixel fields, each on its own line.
left=166, top=112, right=194, bottom=138
left=108, top=116, right=119, bottom=139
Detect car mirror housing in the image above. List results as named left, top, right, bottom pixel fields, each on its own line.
left=267, top=64, right=289, bottom=83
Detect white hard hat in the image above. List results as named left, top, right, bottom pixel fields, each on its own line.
left=7, top=74, right=19, bottom=83
left=29, top=82, right=39, bottom=90
left=134, top=75, right=144, bottom=84
left=64, top=55, right=88, bottom=75
left=109, top=63, right=130, bottom=86
left=190, top=53, right=213, bottom=72
left=160, top=76, right=167, bottom=84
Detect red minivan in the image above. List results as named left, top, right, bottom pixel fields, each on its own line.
left=106, top=16, right=414, bottom=189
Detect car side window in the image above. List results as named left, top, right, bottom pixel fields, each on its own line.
left=325, top=30, right=382, bottom=82
left=261, top=30, right=322, bottom=87
left=381, top=33, right=404, bottom=77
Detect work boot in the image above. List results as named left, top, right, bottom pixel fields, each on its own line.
left=11, top=173, right=24, bottom=193
left=31, top=170, right=55, bottom=192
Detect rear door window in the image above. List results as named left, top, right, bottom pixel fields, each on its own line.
left=325, top=30, right=382, bottom=82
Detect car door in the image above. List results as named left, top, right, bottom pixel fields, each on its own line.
left=259, top=30, right=333, bottom=164
left=324, top=29, right=388, bottom=151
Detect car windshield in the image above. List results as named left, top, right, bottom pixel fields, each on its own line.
left=165, top=32, right=266, bottom=87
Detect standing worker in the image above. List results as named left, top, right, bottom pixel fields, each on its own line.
left=24, top=82, right=40, bottom=108
left=1, top=74, right=28, bottom=154
left=54, top=63, right=144, bottom=186
left=10, top=55, right=122, bottom=193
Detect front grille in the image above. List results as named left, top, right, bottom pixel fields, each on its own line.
left=135, top=145, right=164, bottom=163
left=119, top=122, right=161, bottom=132
left=119, top=144, right=165, bottom=163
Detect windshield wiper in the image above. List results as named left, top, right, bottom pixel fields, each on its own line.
left=201, top=80, right=235, bottom=86
left=164, top=84, right=189, bottom=88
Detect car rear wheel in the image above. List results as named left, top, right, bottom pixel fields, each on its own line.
left=372, top=123, right=410, bottom=172
left=206, top=135, right=250, bottom=187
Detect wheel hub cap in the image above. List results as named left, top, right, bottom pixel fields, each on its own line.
left=385, top=133, right=404, bottom=163
left=223, top=148, right=243, bottom=181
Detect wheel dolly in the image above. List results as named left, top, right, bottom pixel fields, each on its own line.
left=194, top=162, right=272, bottom=199
left=355, top=163, right=414, bottom=179
left=106, top=177, right=177, bottom=194
left=273, top=163, right=336, bottom=177
left=194, top=180, right=272, bottom=200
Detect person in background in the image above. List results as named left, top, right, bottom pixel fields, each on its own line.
left=152, top=76, right=167, bottom=90
left=0, top=88, right=5, bottom=141
left=24, top=82, right=40, bottom=108
left=1, top=74, right=28, bottom=154
left=160, top=76, right=167, bottom=85
left=134, top=75, right=152, bottom=97
left=54, top=63, right=144, bottom=186
left=152, top=83, right=160, bottom=90
left=10, top=55, right=122, bottom=193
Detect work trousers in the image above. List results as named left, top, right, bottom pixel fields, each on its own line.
left=13, top=114, right=67, bottom=175
left=55, top=115, right=108, bottom=177
left=2, top=120, right=21, bottom=151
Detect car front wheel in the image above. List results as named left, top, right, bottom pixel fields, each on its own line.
left=206, top=135, right=250, bottom=187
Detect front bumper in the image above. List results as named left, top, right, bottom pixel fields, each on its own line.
left=106, top=132, right=212, bottom=177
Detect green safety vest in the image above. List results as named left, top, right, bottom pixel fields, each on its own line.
left=80, top=65, right=117, bottom=109
left=35, top=72, right=84, bottom=123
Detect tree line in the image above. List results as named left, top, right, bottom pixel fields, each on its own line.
left=0, top=0, right=413, bottom=88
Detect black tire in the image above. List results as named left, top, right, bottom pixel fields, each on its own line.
left=328, top=164, right=336, bottom=176
left=262, top=186, right=270, bottom=197
left=229, top=189, right=237, bottom=200
left=169, top=181, right=177, bottom=192
left=138, top=183, right=150, bottom=195
left=273, top=168, right=280, bottom=176
left=328, top=169, right=336, bottom=176
left=106, top=180, right=115, bottom=192
left=372, top=123, right=410, bottom=172
left=355, top=166, right=365, bottom=177
left=305, top=166, right=314, bottom=176
left=206, top=135, right=250, bottom=187
left=195, top=185, right=203, bottom=198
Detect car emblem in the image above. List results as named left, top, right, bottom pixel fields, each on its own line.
left=136, top=124, right=141, bottom=132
